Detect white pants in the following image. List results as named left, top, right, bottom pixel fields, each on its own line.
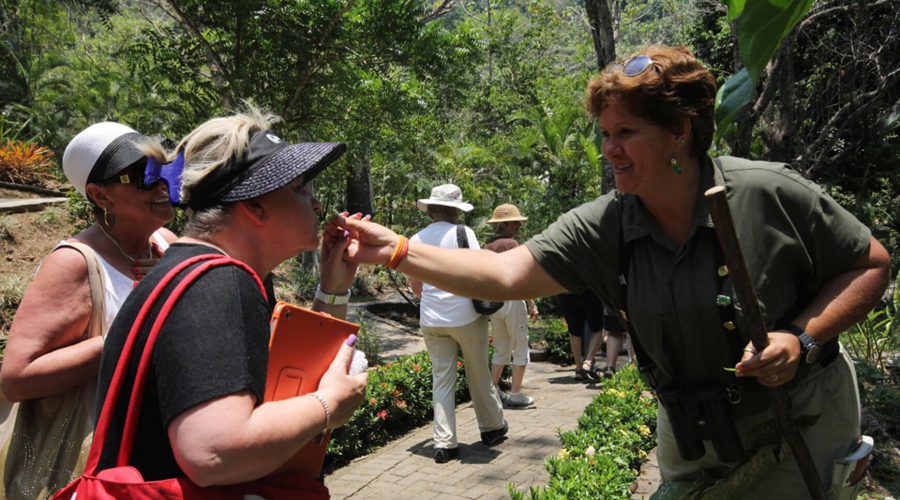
left=422, top=316, right=505, bottom=449
left=490, top=300, right=530, bottom=366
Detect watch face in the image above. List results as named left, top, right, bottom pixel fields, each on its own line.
left=805, top=344, right=821, bottom=364
left=797, top=333, right=821, bottom=364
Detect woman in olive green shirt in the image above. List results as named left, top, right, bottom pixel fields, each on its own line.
left=333, top=45, right=890, bottom=498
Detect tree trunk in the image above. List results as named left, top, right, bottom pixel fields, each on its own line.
left=761, top=36, right=796, bottom=163
left=345, top=147, right=373, bottom=215
left=584, top=0, right=616, bottom=71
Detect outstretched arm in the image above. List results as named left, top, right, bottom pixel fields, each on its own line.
left=332, top=215, right=567, bottom=300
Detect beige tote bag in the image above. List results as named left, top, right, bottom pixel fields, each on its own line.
left=0, top=241, right=106, bottom=500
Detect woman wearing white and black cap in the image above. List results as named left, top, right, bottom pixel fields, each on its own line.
left=0, top=122, right=176, bottom=498
left=408, top=184, right=507, bottom=464
left=91, top=107, right=366, bottom=494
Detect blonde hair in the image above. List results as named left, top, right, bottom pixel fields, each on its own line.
left=135, top=137, right=170, bottom=165
left=177, top=104, right=281, bottom=205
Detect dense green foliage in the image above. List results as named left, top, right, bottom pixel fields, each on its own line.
left=3, top=0, right=895, bottom=265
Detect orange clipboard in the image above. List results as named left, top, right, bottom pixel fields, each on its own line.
left=265, top=301, right=359, bottom=477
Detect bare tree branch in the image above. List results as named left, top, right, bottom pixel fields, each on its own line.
left=421, top=0, right=455, bottom=23
left=282, top=0, right=354, bottom=121
left=800, top=65, right=900, bottom=175
left=149, top=0, right=234, bottom=105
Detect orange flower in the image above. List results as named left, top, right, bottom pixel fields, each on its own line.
left=395, top=400, right=408, bottom=410
left=369, top=398, right=377, bottom=405
left=456, top=361, right=463, bottom=368
left=391, top=390, right=401, bottom=398
left=377, top=410, right=388, bottom=420
left=413, top=364, right=421, bottom=372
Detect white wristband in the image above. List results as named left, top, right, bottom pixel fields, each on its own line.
left=315, top=284, right=350, bottom=305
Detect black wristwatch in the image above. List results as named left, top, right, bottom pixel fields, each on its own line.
left=785, top=324, right=821, bottom=364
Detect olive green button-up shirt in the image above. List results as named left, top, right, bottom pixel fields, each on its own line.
left=525, top=156, right=870, bottom=412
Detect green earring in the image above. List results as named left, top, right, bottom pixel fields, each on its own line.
left=670, top=157, right=682, bottom=174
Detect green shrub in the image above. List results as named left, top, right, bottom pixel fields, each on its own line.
left=325, top=350, right=470, bottom=469
left=0, top=274, right=28, bottom=344
left=536, top=317, right=573, bottom=364
left=511, top=365, right=657, bottom=500
left=355, top=320, right=380, bottom=366
left=843, top=272, right=899, bottom=372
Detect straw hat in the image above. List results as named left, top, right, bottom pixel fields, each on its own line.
left=416, top=184, right=473, bottom=212
left=487, top=203, right=527, bottom=223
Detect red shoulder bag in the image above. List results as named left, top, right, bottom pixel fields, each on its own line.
left=54, top=255, right=330, bottom=500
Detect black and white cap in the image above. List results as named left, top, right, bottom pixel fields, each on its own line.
left=186, top=130, right=346, bottom=211
left=62, top=122, right=148, bottom=197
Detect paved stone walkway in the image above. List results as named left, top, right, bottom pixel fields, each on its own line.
left=324, top=352, right=661, bottom=499
left=325, top=359, right=599, bottom=499
left=0, top=197, right=67, bottom=214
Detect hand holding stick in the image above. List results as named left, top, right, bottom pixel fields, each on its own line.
left=704, top=185, right=826, bottom=500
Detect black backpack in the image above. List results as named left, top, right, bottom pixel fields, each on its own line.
left=455, top=225, right=505, bottom=315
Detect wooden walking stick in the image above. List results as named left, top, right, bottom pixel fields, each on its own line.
left=704, top=185, right=827, bottom=500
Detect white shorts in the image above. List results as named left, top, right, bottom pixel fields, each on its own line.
left=490, top=300, right=530, bottom=366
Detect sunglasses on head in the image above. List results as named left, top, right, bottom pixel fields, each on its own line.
left=611, top=54, right=655, bottom=77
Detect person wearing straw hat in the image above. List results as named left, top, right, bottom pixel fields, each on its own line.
left=90, top=107, right=367, bottom=493
left=1, top=122, right=177, bottom=498
left=484, top=204, right=538, bottom=408
left=408, top=184, right=507, bottom=464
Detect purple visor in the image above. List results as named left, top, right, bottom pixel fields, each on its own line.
left=144, top=152, right=185, bottom=205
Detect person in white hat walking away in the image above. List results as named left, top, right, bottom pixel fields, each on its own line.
left=484, top=204, right=538, bottom=408
left=408, top=184, right=507, bottom=464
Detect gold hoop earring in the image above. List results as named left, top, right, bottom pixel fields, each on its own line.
left=670, top=157, right=682, bottom=175
left=103, top=208, right=114, bottom=227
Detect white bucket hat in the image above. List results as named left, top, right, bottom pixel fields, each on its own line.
left=416, top=183, right=473, bottom=212
left=62, top=122, right=147, bottom=197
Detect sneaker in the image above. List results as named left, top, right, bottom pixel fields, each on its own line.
left=481, top=420, right=509, bottom=446
left=506, top=392, right=534, bottom=408
left=497, top=390, right=510, bottom=404
left=434, top=447, right=459, bottom=463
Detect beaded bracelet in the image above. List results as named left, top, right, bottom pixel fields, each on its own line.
left=309, top=392, right=331, bottom=431
left=386, top=236, right=409, bottom=269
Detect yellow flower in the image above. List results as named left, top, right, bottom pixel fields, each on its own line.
left=557, top=448, right=570, bottom=460
left=639, top=425, right=651, bottom=437
left=639, top=449, right=648, bottom=459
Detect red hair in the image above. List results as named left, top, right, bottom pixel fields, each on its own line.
left=586, top=45, right=717, bottom=159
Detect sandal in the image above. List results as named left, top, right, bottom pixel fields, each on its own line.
left=574, top=367, right=588, bottom=380
left=585, top=366, right=602, bottom=382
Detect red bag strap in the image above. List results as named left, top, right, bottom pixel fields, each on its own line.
left=85, top=254, right=267, bottom=472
